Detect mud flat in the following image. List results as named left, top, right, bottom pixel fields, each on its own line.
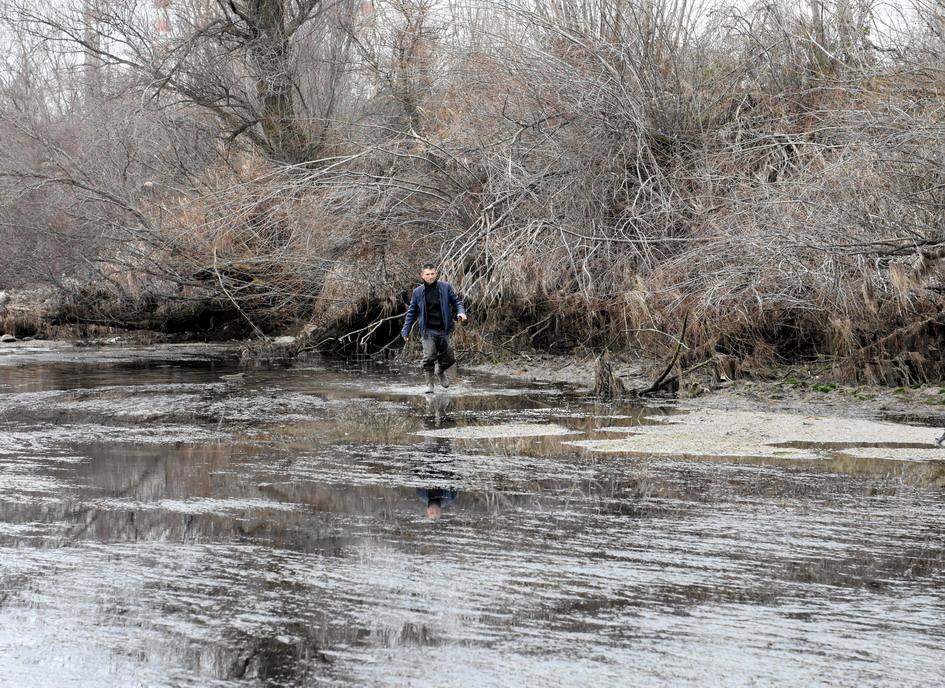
left=564, top=408, right=945, bottom=461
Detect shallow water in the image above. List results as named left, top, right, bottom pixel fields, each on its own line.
left=1, top=344, right=944, bottom=687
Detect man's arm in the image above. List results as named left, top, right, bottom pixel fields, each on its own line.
left=448, top=284, right=467, bottom=322
left=401, top=290, right=419, bottom=339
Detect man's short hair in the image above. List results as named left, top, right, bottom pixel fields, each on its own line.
left=421, top=262, right=437, bottom=272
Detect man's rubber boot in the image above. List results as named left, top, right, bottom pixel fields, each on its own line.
left=439, top=365, right=453, bottom=388
left=424, top=371, right=436, bottom=394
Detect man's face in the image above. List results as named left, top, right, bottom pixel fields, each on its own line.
left=420, top=268, right=438, bottom=285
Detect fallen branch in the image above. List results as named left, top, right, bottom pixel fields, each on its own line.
left=296, top=311, right=406, bottom=355
left=627, top=312, right=690, bottom=397
left=212, top=248, right=268, bottom=340
left=648, top=356, right=716, bottom=393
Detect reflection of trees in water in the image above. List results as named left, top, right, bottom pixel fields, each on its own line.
left=52, top=442, right=235, bottom=544
left=2, top=441, right=352, bottom=549
left=778, top=543, right=945, bottom=590
left=215, top=622, right=337, bottom=683
left=73, top=442, right=240, bottom=500
left=207, top=613, right=442, bottom=682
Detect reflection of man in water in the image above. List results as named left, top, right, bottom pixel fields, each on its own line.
left=413, top=435, right=458, bottom=519
left=416, top=487, right=458, bottom=520
left=424, top=393, right=453, bottom=428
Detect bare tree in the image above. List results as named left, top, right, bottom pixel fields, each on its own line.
left=9, top=0, right=358, bottom=162
left=1, top=0, right=944, bottom=380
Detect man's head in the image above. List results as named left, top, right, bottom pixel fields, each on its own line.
left=420, top=263, right=438, bottom=285
left=426, top=499, right=443, bottom=520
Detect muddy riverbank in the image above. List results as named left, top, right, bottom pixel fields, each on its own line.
left=1, top=343, right=943, bottom=686
left=468, top=351, right=945, bottom=424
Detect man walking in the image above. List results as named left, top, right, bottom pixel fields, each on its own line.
left=402, top=263, right=467, bottom=393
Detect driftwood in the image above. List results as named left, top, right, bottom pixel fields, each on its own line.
left=594, top=313, right=690, bottom=400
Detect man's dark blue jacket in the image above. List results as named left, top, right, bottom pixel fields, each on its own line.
left=401, top=281, right=466, bottom=338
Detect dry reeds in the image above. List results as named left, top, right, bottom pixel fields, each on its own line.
left=3, top=1, right=945, bottom=382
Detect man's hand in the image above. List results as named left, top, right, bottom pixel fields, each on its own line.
left=403, top=335, right=409, bottom=342
left=457, top=314, right=468, bottom=323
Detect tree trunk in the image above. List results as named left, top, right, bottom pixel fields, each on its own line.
left=249, top=0, right=308, bottom=162
left=82, top=0, right=102, bottom=99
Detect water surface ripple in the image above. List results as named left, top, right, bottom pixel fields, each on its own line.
left=0, top=345, right=943, bottom=687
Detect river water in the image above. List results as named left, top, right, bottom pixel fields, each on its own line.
left=0, top=344, right=943, bottom=687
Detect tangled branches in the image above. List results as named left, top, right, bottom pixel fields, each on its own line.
left=2, top=1, right=945, bottom=382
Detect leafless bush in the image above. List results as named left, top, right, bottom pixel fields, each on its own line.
left=1, top=0, right=945, bottom=380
